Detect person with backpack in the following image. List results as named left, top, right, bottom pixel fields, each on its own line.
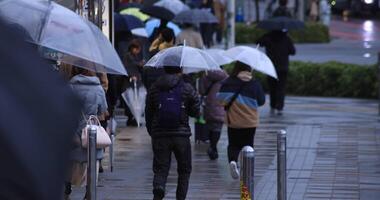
left=217, top=62, right=265, bottom=179
left=145, top=66, right=200, bottom=200
left=199, top=70, right=228, bottom=160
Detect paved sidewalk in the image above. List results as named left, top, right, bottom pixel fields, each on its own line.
left=71, top=96, right=380, bottom=200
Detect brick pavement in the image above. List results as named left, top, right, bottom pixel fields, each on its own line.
left=71, top=96, right=380, bottom=200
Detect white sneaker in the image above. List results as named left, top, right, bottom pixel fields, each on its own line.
left=229, top=161, right=240, bottom=179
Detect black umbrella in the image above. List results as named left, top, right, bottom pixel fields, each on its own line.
left=141, top=5, right=175, bottom=21
left=0, top=19, right=82, bottom=200
left=117, top=2, right=143, bottom=12
left=257, top=16, right=305, bottom=31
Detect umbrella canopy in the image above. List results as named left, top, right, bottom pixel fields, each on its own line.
left=145, top=18, right=182, bottom=37
left=114, top=13, right=148, bottom=37
left=204, top=49, right=233, bottom=66
left=257, top=16, right=305, bottom=31
left=0, top=19, right=82, bottom=200
left=144, top=46, right=220, bottom=74
left=154, top=0, right=190, bottom=15
left=0, top=0, right=127, bottom=75
left=120, top=7, right=150, bottom=22
left=225, top=46, right=278, bottom=79
left=173, top=9, right=218, bottom=24
left=141, top=5, right=175, bottom=21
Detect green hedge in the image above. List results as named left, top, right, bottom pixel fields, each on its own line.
left=235, top=22, right=330, bottom=44
left=223, top=61, right=378, bottom=99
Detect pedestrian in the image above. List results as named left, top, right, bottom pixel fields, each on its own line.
left=143, top=28, right=175, bottom=91
left=309, top=0, right=319, bottom=22
left=200, top=0, right=215, bottom=48
left=175, top=23, right=204, bottom=48
left=217, top=62, right=265, bottom=179
left=122, top=39, right=144, bottom=126
left=257, top=30, right=295, bottom=115
left=199, top=70, right=228, bottom=160
left=213, top=0, right=226, bottom=44
left=145, top=66, right=200, bottom=200
left=65, top=67, right=108, bottom=200
left=273, top=0, right=293, bottom=17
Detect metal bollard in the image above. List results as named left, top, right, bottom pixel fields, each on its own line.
left=277, top=130, right=287, bottom=200
left=87, top=126, right=97, bottom=200
left=240, top=146, right=255, bottom=200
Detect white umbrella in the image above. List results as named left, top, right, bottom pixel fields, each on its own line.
left=225, top=46, right=278, bottom=79
left=121, top=81, right=146, bottom=127
left=0, top=0, right=127, bottom=75
left=154, top=0, right=190, bottom=15
left=144, top=46, right=220, bottom=74
left=204, top=49, right=233, bottom=66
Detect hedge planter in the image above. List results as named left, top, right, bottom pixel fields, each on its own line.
left=235, top=22, right=330, bottom=44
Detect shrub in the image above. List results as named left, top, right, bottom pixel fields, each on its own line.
left=223, top=61, right=378, bottom=99
left=235, top=22, right=330, bottom=44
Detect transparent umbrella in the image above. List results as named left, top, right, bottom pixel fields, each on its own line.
left=121, top=80, right=147, bottom=127
left=0, top=0, right=127, bottom=75
left=144, top=46, right=220, bottom=74
left=225, top=46, right=277, bottom=79
left=204, top=49, right=233, bottom=66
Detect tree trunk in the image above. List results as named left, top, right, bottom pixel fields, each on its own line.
left=255, top=0, right=260, bottom=22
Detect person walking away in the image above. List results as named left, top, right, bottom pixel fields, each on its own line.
left=175, top=23, right=204, bottom=48
left=199, top=70, right=228, bottom=160
left=257, top=30, right=295, bottom=115
left=309, top=0, right=319, bottom=22
left=217, top=62, right=265, bottom=179
left=213, top=0, right=226, bottom=44
left=143, top=28, right=175, bottom=91
left=122, top=39, right=144, bottom=126
left=273, top=0, right=293, bottom=17
left=146, top=66, right=200, bottom=200
left=200, top=0, right=215, bottom=48
left=65, top=67, right=108, bottom=200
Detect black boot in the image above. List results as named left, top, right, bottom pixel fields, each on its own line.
left=207, top=147, right=218, bottom=160
left=153, top=186, right=165, bottom=200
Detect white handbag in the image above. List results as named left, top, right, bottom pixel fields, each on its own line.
left=81, top=115, right=111, bottom=148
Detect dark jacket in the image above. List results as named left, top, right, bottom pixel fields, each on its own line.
left=146, top=74, right=200, bottom=138
left=257, top=31, right=296, bottom=72
left=199, top=70, right=228, bottom=123
left=217, top=76, right=265, bottom=128
left=273, top=6, right=292, bottom=17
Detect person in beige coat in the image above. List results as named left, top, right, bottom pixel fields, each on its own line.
left=175, top=23, right=204, bottom=49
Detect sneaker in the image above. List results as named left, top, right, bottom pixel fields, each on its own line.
left=229, top=161, right=240, bottom=179
left=207, top=147, right=218, bottom=160
left=153, top=186, right=165, bottom=200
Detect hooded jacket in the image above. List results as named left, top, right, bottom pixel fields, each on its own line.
left=145, top=74, right=200, bottom=138
left=199, top=70, right=228, bottom=123
left=217, top=74, right=265, bottom=128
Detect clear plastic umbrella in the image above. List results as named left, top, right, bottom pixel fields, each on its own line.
left=144, top=46, right=220, bottom=74
left=121, top=80, right=147, bottom=127
left=204, top=49, right=233, bottom=66
left=154, top=0, right=190, bottom=15
left=0, top=0, right=127, bottom=75
left=225, top=46, right=278, bottom=79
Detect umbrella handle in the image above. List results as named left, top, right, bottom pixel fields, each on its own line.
left=133, top=79, right=138, bottom=101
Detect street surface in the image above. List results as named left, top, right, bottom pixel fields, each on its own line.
left=71, top=96, right=380, bottom=200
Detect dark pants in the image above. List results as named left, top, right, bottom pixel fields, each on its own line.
left=152, top=137, right=192, bottom=200
left=267, top=70, right=288, bottom=110
left=227, top=127, right=256, bottom=162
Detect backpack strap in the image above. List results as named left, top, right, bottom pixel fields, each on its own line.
left=224, top=82, right=248, bottom=111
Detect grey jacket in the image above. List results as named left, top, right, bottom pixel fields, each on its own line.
left=199, top=70, right=228, bottom=123
left=70, top=74, right=108, bottom=162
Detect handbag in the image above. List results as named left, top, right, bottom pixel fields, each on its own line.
left=81, top=115, right=112, bottom=148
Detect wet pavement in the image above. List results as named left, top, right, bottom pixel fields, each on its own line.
left=70, top=96, right=380, bottom=200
